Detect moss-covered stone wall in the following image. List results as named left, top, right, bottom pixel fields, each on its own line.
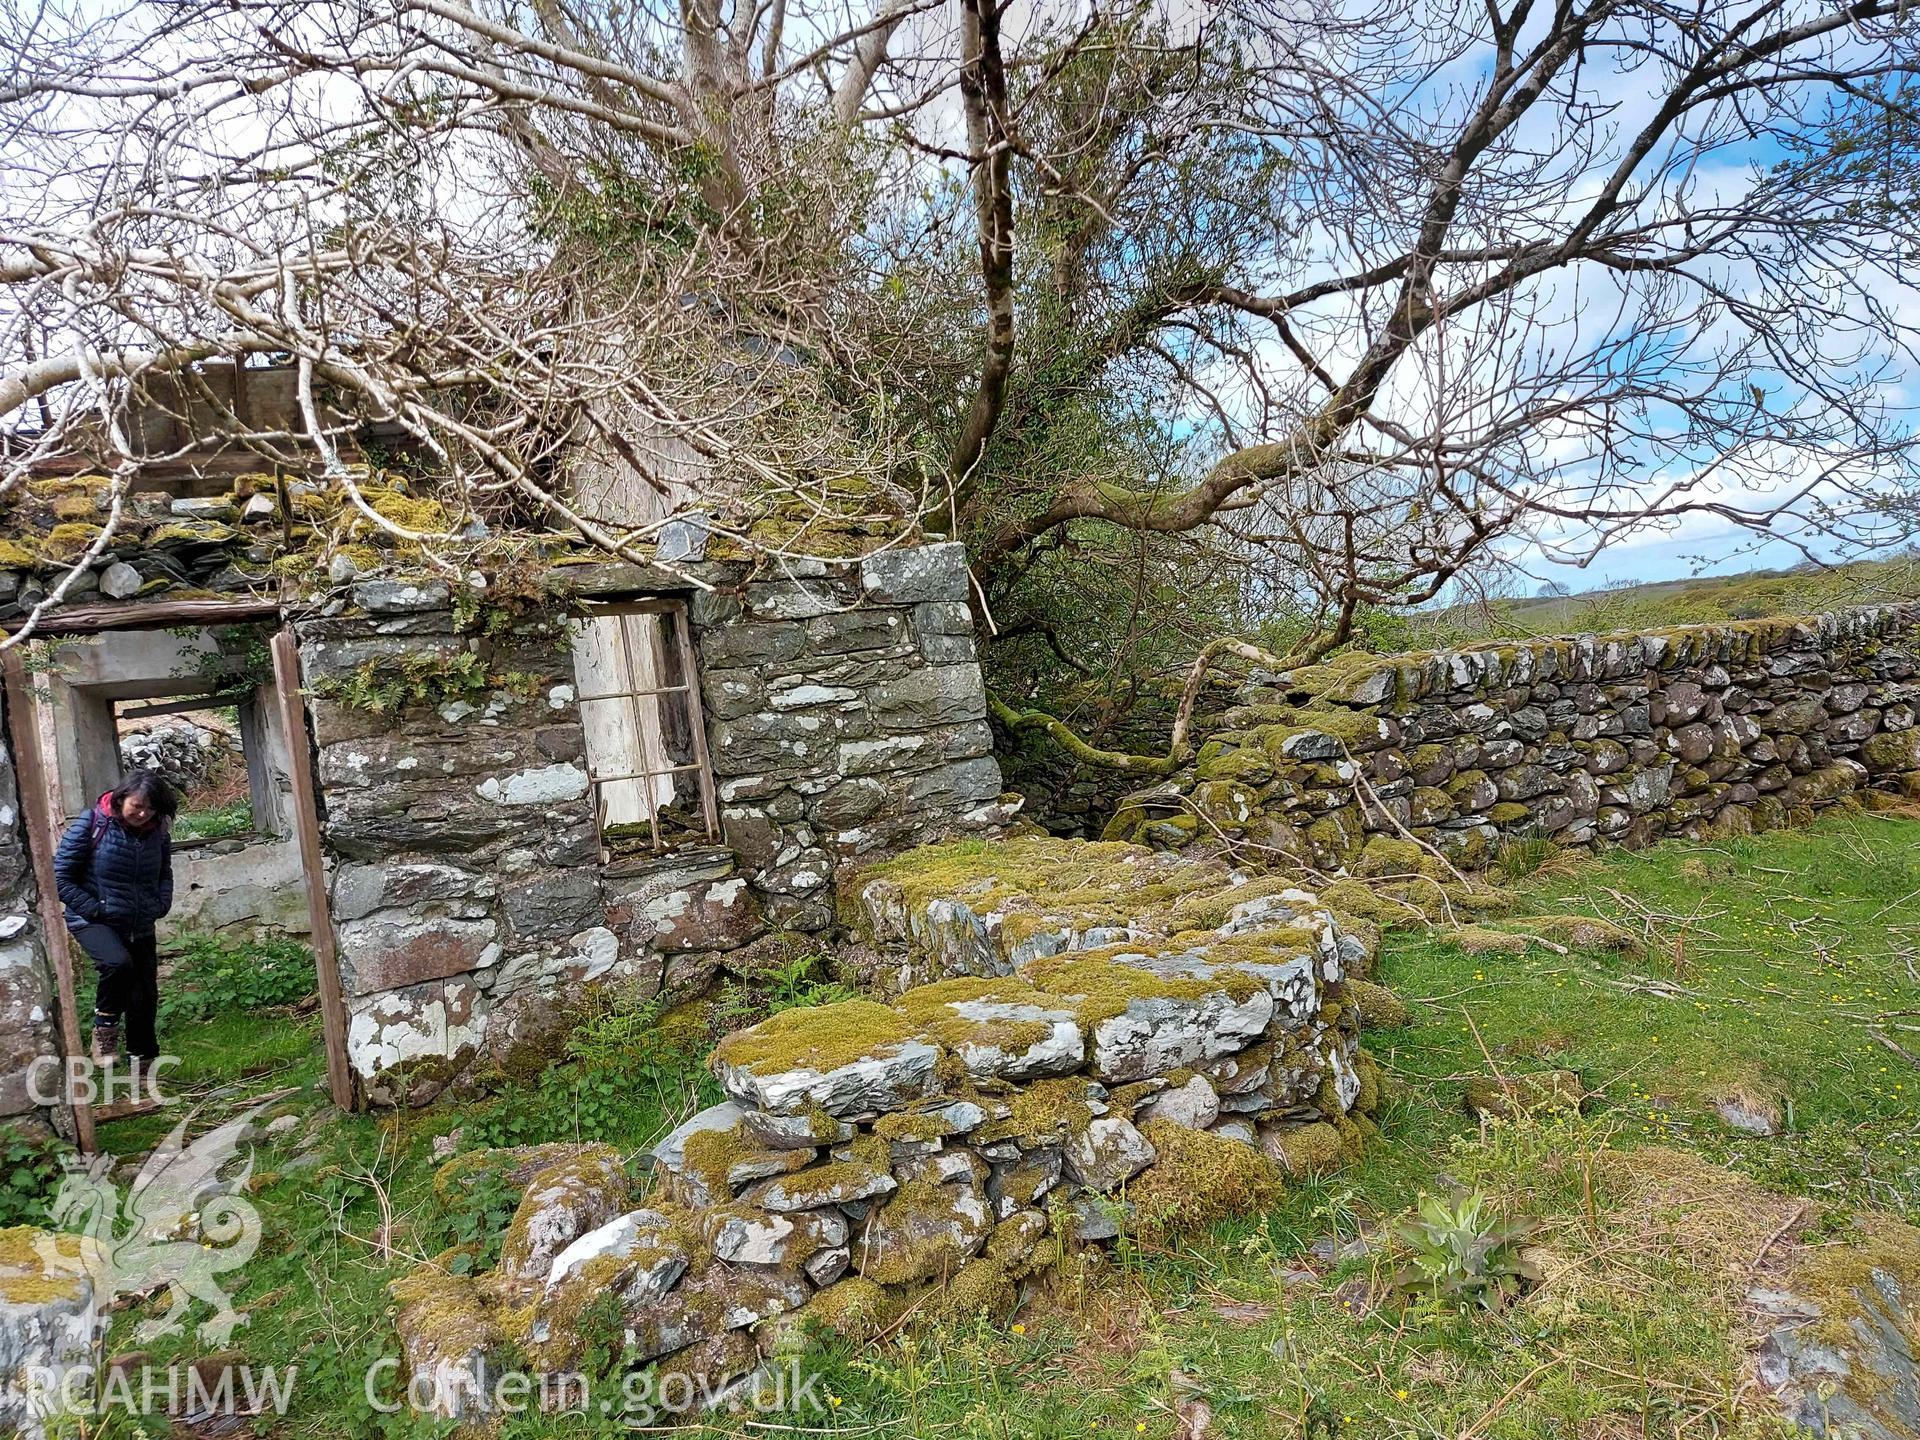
left=386, top=837, right=1385, bottom=1411
left=295, top=544, right=1015, bottom=1104
left=1109, top=606, right=1920, bottom=870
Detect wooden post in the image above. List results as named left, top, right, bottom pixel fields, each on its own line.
left=0, top=650, right=96, bottom=1152
left=269, top=628, right=356, bottom=1109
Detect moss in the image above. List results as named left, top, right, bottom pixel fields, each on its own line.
left=1462, top=1070, right=1586, bottom=1120
left=0, top=1227, right=90, bottom=1304
left=753, top=1156, right=890, bottom=1210
left=1524, top=913, right=1640, bottom=956
left=41, top=522, right=102, bottom=562
left=353, top=486, right=451, bottom=534
left=1021, top=947, right=1264, bottom=1028
left=1345, top=978, right=1409, bottom=1030
left=1487, top=801, right=1532, bottom=825
left=1317, top=878, right=1401, bottom=927
left=1446, top=769, right=1492, bottom=800
left=711, top=1000, right=932, bottom=1078
left=933, top=1256, right=1019, bottom=1319
left=896, top=978, right=1060, bottom=1057
left=497, top=1144, right=627, bottom=1275
left=1130, top=1120, right=1287, bottom=1238
left=1193, top=744, right=1274, bottom=785
left=1353, top=836, right=1445, bottom=880
left=974, top=1077, right=1098, bottom=1145
left=390, top=1257, right=503, bottom=1365
left=680, top=1122, right=757, bottom=1194
left=1304, top=806, right=1364, bottom=861
left=799, top=1276, right=899, bottom=1342
left=1351, top=1052, right=1383, bottom=1114
left=860, top=1176, right=989, bottom=1286
left=1788, top=1213, right=1920, bottom=1359
left=519, top=1238, right=686, bottom=1368
left=0, top=538, right=38, bottom=568
left=146, top=520, right=237, bottom=546
left=1163, top=875, right=1310, bottom=933
left=1449, top=924, right=1530, bottom=956
left=1264, top=1121, right=1346, bottom=1177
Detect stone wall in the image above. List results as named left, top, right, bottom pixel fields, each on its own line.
left=387, top=838, right=1380, bottom=1417
left=1111, top=606, right=1920, bottom=870
left=0, top=702, right=62, bottom=1131
left=688, top=544, right=1015, bottom=930
left=297, top=543, right=1014, bottom=1102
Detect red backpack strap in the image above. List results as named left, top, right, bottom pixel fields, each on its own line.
left=88, top=810, right=109, bottom=854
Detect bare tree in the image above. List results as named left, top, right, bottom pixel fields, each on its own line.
left=960, top=0, right=1920, bottom=761
left=0, top=0, right=971, bottom=639
left=3, top=0, right=1919, bottom=725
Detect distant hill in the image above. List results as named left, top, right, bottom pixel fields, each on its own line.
left=1407, top=553, right=1920, bottom=649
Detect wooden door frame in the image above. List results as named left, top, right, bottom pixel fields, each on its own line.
left=0, top=605, right=356, bottom=1148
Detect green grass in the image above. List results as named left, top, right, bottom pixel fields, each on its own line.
left=37, top=813, right=1920, bottom=1437
left=173, top=798, right=255, bottom=841
left=1411, top=551, right=1920, bottom=649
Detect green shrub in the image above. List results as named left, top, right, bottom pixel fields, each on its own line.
left=439, top=1163, right=525, bottom=1275
left=174, top=799, right=255, bottom=841
left=313, top=650, right=531, bottom=715
left=1492, top=833, right=1563, bottom=882
left=466, top=984, right=719, bottom=1150
left=159, top=933, right=316, bottom=1023
left=711, top=949, right=859, bottom=1032
left=0, top=1127, right=74, bottom=1229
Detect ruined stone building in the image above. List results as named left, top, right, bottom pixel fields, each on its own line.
left=0, top=366, right=1012, bottom=1126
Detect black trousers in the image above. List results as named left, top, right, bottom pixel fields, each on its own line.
left=71, top=923, right=159, bottom=1060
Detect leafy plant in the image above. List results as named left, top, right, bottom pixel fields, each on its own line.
left=174, top=798, right=255, bottom=840
left=313, top=649, right=531, bottom=715
left=159, top=932, right=316, bottom=1023
left=0, top=1126, right=74, bottom=1229
left=166, top=622, right=277, bottom=692
left=1390, top=1189, right=1540, bottom=1311
left=711, top=949, right=859, bottom=1032
left=441, top=1164, right=525, bottom=1276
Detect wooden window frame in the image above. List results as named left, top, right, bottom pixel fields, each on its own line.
left=571, top=598, right=721, bottom=860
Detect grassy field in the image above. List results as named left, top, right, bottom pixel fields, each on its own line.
left=1408, top=552, right=1920, bottom=650
left=49, top=809, right=1920, bottom=1438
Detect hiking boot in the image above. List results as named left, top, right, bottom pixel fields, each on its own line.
left=91, top=1022, right=119, bottom=1066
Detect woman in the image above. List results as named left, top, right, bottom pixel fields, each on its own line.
left=51, top=768, right=177, bottom=1067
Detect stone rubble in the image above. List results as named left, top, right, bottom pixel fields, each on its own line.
left=389, top=838, right=1381, bottom=1416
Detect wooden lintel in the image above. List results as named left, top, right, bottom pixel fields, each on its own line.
left=1, top=595, right=283, bottom=639
left=115, top=690, right=255, bottom=722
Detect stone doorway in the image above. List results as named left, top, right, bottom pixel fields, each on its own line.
left=0, top=608, right=356, bottom=1150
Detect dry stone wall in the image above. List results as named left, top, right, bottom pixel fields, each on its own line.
left=389, top=838, right=1381, bottom=1418
left=0, top=715, right=59, bottom=1131
left=297, top=543, right=1014, bottom=1103
left=1111, top=606, right=1920, bottom=870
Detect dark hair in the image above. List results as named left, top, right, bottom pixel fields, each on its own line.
left=112, top=768, right=178, bottom=821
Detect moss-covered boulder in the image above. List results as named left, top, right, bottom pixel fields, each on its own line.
left=1462, top=1070, right=1587, bottom=1120
left=495, top=1145, right=631, bottom=1302
left=390, top=1260, right=503, bottom=1423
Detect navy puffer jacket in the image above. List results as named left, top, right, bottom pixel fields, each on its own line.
left=53, top=794, right=174, bottom=936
